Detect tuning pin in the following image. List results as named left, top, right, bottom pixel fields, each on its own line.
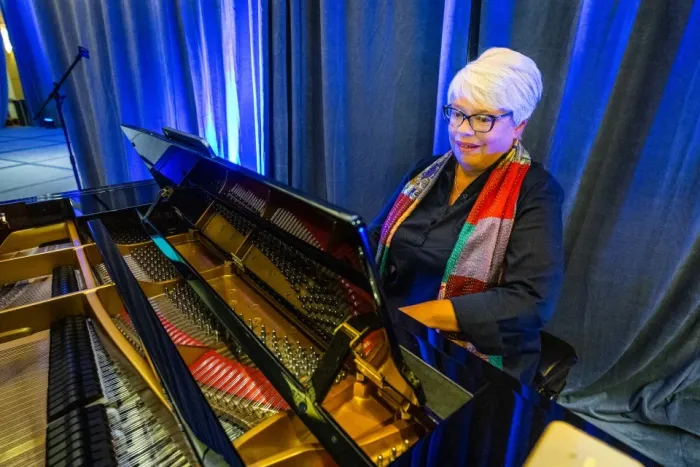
left=377, top=455, right=383, bottom=467
left=260, top=325, right=266, bottom=342
left=248, top=318, right=254, bottom=330
left=391, top=447, right=397, bottom=461
left=404, top=439, right=410, bottom=451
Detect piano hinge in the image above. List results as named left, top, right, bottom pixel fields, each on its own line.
left=143, top=186, right=175, bottom=221
left=334, top=322, right=370, bottom=348
left=159, top=186, right=175, bottom=199
left=229, top=253, right=245, bottom=273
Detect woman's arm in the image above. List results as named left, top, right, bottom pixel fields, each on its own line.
left=399, top=173, right=564, bottom=355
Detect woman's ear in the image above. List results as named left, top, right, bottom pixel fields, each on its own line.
left=514, top=119, right=528, bottom=139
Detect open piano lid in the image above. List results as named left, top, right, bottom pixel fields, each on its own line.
left=120, top=123, right=426, bottom=461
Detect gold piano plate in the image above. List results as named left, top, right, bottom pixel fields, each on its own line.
left=0, top=218, right=193, bottom=465
left=0, top=247, right=82, bottom=289
left=0, top=221, right=78, bottom=260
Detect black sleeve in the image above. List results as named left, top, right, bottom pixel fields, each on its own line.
left=449, top=173, right=564, bottom=355
left=368, top=156, right=437, bottom=253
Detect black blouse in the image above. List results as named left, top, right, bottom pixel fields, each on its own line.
left=370, top=155, right=564, bottom=383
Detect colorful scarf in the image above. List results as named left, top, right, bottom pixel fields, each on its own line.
left=375, top=141, right=531, bottom=369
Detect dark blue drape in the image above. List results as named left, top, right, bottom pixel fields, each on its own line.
left=272, top=1, right=699, bottom=464
left=0, top=2, right=59, bottom=127
left=0, top=0, right=266, bottom=187
left=449, top=1, right=700, bottom=464
left=269, top=0, right=446, bottom=219
left=1, top=0, right=697, bottom=464
left=0, top=30, right=6, bottom=127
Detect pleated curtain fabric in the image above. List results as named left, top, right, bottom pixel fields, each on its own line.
left=0, top=39, right=7, bottom=127
left=0, top=0, right=267, bottom=187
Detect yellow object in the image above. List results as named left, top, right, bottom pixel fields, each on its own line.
left=525, top=421, right=643, bottom=467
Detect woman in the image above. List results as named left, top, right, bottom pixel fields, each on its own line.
left=371, top=48, right=563, bottom=383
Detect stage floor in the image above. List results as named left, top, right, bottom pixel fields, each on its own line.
left=0, top=127, right=77, bottom=202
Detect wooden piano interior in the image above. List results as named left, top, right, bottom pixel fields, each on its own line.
left=0, top=220, right=194, bottom=466
left=0, top=182, right=434, bottom=466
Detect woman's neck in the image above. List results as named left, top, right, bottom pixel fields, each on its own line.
left=450, top=164, right=480, bottom=205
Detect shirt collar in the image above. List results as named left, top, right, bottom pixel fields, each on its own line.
left=444, top=152, right=509, bottom=200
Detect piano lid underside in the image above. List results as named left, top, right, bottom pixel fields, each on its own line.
left=0, top=137, right=437, bottom=465
left=83, top=187, right=428, bottom=464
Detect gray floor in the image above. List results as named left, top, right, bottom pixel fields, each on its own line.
left=0, top=127, right=78, bottom=202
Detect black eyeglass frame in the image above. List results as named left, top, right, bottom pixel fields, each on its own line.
left=442, top=105, right=513, bottom=133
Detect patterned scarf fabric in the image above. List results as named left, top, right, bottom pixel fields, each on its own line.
left=375, top=141, right=531, bottom=368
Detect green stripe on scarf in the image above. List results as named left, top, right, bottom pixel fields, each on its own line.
left=442, top=222, right=475, bottom=285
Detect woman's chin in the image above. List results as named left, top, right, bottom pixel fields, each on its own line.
left=454, top=149, right=483, bottom=164
left=453, top=150, right=500, bottom=173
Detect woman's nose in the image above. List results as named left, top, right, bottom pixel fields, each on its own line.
left=456, top=119, right=475, bottom=136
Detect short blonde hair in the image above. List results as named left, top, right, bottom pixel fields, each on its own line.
left=447, top=47, right=543, bottom=125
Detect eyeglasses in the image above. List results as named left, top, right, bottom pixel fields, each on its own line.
left=442, top=105, right=513, bottom=133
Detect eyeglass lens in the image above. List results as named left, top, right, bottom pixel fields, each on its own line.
left=445, top=108, right=494, bottom=132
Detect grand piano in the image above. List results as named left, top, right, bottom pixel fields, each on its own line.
left=0, top=125, right=654, bottom=466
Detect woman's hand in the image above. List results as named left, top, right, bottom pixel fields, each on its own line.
left=399, top=299, right=461, bottom=332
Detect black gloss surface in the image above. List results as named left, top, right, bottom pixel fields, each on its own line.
left=70, top=180, right=159, bottom=217
left=395, top=378, right=656, bottom=466
left=391, top=312, right=658, bottom=466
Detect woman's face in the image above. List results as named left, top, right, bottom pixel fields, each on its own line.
left=447, top=97, right=526, bottom=173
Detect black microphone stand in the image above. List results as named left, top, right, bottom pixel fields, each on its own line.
left=33, top=46, right=90, bottom=191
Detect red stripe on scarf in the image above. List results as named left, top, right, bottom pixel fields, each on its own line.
left=467, top=162, right=529, bottom=223
left=443, top=275, right=489, bottom=297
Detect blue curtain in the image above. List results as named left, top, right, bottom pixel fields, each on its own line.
left=431, top=0, right=474, bottom=155
left=436, top=1, right=699, bottom=464
left=268, top=0, right=447, bottom=219
left=0, top=2, right=58, bottom=126
left=0, top=0, right=267, bottom=187
left=0, top=34, right=7, bottom=127
left=273, top=0, right=699, bottom=464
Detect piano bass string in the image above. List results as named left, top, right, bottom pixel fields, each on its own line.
left=0, top=217, right=195, bottom=466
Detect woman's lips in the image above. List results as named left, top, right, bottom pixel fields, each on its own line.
left=456, top=141, right=481, bottom=151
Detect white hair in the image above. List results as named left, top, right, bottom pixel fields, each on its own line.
left=447, top=47, right=543, bottom=125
